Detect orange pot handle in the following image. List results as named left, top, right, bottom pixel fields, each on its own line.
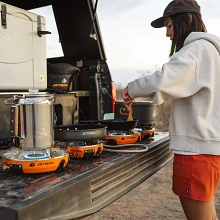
left=119, top=107, right=133, bottom=116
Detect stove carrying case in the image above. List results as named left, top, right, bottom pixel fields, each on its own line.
left=47, top=63, right=80, bottom=93
left=114, top=101, right=156, bottom=128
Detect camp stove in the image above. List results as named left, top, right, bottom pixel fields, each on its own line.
left=54, top=124, right=107, bottom=159
left=55, top=140, right=104, bottom=159
left=102, top=129, right=141, bottom=145
left=138, top=126, right=155, bottom=140
left=1, top=93, right=69, bottom=174
left=2, top=147, right=69, bottom=174
left=102, top=125, right=155, bottom=145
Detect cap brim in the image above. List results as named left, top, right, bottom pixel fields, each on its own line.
left=151, top=16, right=165, bottom=28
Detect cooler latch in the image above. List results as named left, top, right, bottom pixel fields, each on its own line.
left=37, top=15, right=51, bottom=37
left=1, top=4, right=7, bottom=29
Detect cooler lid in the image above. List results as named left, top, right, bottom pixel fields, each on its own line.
left=0, top=1, right=45, bottom=23
left=2, top=0, right=107, bottom=61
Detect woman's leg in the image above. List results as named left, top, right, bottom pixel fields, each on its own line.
left=179, top=196, right=217, bottom=220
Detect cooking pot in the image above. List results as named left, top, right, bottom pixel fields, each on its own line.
left=5, top=93, right=54, bottom=149
left=115, top=101, right=156, bottom=127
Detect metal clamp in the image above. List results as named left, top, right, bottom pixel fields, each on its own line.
left=4, top=95, right=25, bottom=105
left=37, top=15, right=51, bottom=37
left=1, top=4, right=7, bottom=29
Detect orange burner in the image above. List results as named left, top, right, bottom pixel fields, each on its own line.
left=102, top=132, right=141, bottom=145
left=67, top=143, right=104, bottom=158
left=141, top=129, right=154, bottom=140
left=2, top=148, right=69, bottom=174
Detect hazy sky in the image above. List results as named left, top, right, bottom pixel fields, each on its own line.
left=96, top=0, right=220, bottom=87
left=32, top=0, right=220, bottom=87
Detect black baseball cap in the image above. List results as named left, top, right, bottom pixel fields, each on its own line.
left=151, top=0, right=201, bottom=28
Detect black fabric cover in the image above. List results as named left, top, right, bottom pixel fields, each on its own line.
left=47, top=63, right=80, bottom=93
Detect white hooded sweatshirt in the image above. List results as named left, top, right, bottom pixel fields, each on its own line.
left=128, top=32, right=220, bottom=155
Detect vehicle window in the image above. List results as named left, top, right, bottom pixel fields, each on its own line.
left=29, top=6, right=64, bottom=58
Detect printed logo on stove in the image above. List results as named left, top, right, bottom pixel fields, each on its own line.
left=37, top=162, right=55, bottom=166
left=30, top=163, right=35, bottom=167
left=29, top=162, right=55, bottom=167
left=82, top=132, right=96, bottom=135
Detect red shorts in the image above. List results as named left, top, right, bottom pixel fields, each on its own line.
left=172, top=154, right=220, bottom=201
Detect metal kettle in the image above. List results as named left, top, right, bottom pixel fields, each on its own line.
left=5, top=93, right=54, bottom=149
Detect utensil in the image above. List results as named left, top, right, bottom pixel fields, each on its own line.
left=127, top=102, right=133, bottom=121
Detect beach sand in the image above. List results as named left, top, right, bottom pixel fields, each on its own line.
left=79, top=159, right=220, bottom=220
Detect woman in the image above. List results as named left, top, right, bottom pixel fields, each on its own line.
left=121, top=0, right=220, bottom=219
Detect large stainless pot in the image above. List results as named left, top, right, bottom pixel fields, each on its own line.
left=5, top=93, right=54, bottom=149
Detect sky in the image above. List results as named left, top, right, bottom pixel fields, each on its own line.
left=31, top=0, right=220, bottom=88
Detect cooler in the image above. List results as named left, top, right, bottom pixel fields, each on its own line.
left=0, top=2, right=47, bottom=90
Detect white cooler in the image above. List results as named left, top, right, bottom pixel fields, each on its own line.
left=0, top=2, right=47, bottom=90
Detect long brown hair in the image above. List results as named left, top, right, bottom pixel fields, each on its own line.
left=169, top=13, right=207, bottom=57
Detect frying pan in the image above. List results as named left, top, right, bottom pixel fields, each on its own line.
left=99, top=119, right=138, bottom=130
left=54, top=124, right=107, bottom=141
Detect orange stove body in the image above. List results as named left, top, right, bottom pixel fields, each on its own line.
left=67, top=143, right=104, bottom=158
left=2, top=149, right=69, bottom=174
left=141, top=129, right=154, bottom=139
left=103, top=133, right=140, bottom=145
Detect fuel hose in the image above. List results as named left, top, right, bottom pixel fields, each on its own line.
left=103, top=144, right=148, bottom=153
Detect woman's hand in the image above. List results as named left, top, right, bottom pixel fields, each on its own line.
left=121, top=86, right=134, bottom=109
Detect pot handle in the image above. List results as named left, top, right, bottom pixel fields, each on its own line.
left=4, top=97, right=16, bottom=105
left=119, top=107, right=133, bottom=116
left=4, top=94, right=54, bottom=105
left=10, top=105, right=20, bottom=137
left=10, top=104, right=25, bottom=141
left=4, top=95, right=25, bottom=105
